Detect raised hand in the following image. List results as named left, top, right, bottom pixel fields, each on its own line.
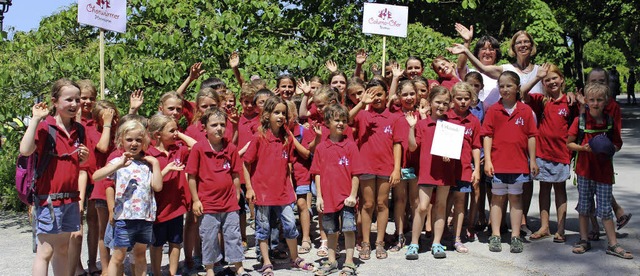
left=119, top=152, right=135, bottom=167
left=102, top=108, right=115, bottom=126
left=392, top=63, right=404, bottom=79
left=446, top=43, right=468, bottom=55
left=164, top=160, right=185, bottom=172
left=405, top=112, right=418, bottom=127
left=189, top=62, right=206, bottom=81
left=360, top=88, right=376, bottom=104
left=229, top=51, right=240, bottom=68
left=32, top=102, right=49, bottom=119
left=297, top=78, right=312, bottom=96
left=325, top=60, right=338, bottom=73
left=129, top=89, right=144, bottom=111
left=537, top=63, right=550, bottom=79
left=356, top=49, right=367, bottom=65
left=455, top=23, right=474, bottom=42
left=371, top=63, right=381, bottom=76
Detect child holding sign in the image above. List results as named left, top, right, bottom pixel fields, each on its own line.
left=481, top=71, right=538, bottom=253
left=405, top=86, right=456, bottom=260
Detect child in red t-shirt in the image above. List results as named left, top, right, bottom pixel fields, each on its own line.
left=186, top=109, right=250, bottom=276
left=348, top=79, right=403, bottom=260
left=405, top=86, right=456, bottom=260
left=148, top=114, right=196, bottom=276
left=567, top=83, right=632, bottom=259
left=482, top=71, right=539, bottom=254
left=243, top=96, right=314, bottom=274
left=310, top=104, right=364, bottom=275
left=431, top=56, right=461, bottom=90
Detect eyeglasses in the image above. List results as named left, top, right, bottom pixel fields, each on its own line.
left=515, top=40, right=531, bottom=46
left=480, top=47, right=496, bottom=52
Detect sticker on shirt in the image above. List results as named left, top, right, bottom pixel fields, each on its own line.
left=515, top=117, right=525, bottom=126
left=339, top=156, right=350, bottom=166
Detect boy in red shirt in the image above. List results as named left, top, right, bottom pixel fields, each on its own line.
left=567, top=83, right=632, bottom=259
left=310, top=104, right=364, bottom=275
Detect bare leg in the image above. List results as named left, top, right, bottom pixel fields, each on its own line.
left=553, top=182, right=567, bottom=236
left=69, top=224, right=85, bottom=275
left=168, top=243, right=181, bottom=276
left=490, top=195, right=506, bottom=237
left=133, top=243, right=147, bottom=276
left=508, top=194, right=523, bottom=239
left=432, top=186, right=451, bottom=245
left=296, top=195, right=311, bottom=248
left=95, top=206, right=111, bottom=275
left=393, top=181, right=408, bottom=238
left=375, top=178, right=392, bottom=244
left=534, top=182, right=552, bottom=236
left=32, top=232, right=72, bottom=276
left=359, top=179, right=376, bottom=245
left=150, top=245, right=163, bottom=276
left=410, top=186, right=433, bottom=245
left=86, top=200, right=100, bottom=273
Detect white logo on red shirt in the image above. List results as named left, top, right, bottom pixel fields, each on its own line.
left=282, top=150, right=289, bottom=159
left=339, top=156, right=350, bottom=166
left=515, top=117, right=525, bottom=126
left=465, top=128, right=473, bottom=136
left=222, top=160, right=231, bottom=170
left=558, top=108, right=568, bottom=117
left=383, top=125, right=393, bottom=135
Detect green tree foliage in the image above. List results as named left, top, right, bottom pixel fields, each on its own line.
left=583, top=40, right=626, bottom=68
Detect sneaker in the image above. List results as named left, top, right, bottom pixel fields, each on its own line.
left=510, top=237, right=524, bottom=253
left=405, top=244, right=419, bottom=260
left=488, top=235, right=502, bottom=252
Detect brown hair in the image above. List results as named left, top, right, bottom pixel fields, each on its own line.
left=77, top=79, right=97, bottom=97
left=193, top=87, right=221, bottom=124
left=50, top=78, right=81, bottom=116
left=92, top=100, right=119, bottom=128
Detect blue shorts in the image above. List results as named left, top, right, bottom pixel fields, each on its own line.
left=105, top=220, right=153, bottom=250
left=534, top=158, right=570, bottom=182
left=295, top=182, right=317, bottom=196
left=451, top=180, right=472, bottom=193
left=401, top=168, right=417, bottom=180
left=576, top=176, right=613, bottom=220
left=200, top=212, right=244, bottom=265
left=255, top=204, right=298, bottom=241
left=35, top=202, right=81, bottom=235
left=322, top=206, right=357, bottom=234
left=152, top=215, right=184, bottom=247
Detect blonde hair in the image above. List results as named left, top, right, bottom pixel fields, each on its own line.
left=159, top=91, right=183, bottom=105
left=148, top=114, right=175, bottom=142
left=115, top=120, right=150, bottom=151
left=193, top=87, right=221, bottom=123
left=541, top=63, right=566, bottom=105
left=508, top=30, right=537, bottom=57
left=451, top=82, right=478, bottom=104
left=584, top=82, right=609, bottom=102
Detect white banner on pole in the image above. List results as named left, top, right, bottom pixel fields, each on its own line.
left=362, top=3, right=408, bottom=38
left=430, top=120, right=465, bottom=160
left=78, top=0, right=127, bottom=33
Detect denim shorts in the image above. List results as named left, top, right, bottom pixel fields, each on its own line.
left=534, top=157, right=570, bottom=182
left=322, top=206, right=357, bottom=234
left=255, top=204, right=298, bottom=241
left=35, top=202, right=81, bottom=235
left=451, top=180, right=472, bottom=193
left=105, top=220, right=153, bottom=250
left=575, top=176, right=613, bottom=220
left=401, top=168, right=417, bottom=180
left=200, top=212, right=244, bottom=265
left=295, top=182, right=317, bottom=196
left=152, top=215, right=184, bottom=247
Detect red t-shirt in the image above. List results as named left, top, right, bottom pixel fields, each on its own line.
left=605, top=98, right=622, bottom=141
left=528, top=94, right=578, bottom=164
left=392, top=110, right=420, bottom=169
left=353, top=108, right=403, bottom=176
left=309, top=138, right=365, bottom=213
left=80, top=121, right=98, bottom=181
left=185, top=141, right=241, bottom=213
left=568, top=113, right=622, bottom=184
left=292, top=124, right=316, bottom=186
left=447, top=110, right=482, bottom=182
left=100, top=149, right=124, bottom=192
left=306, top=103, right=324, bottom=125
left=91, top=148, right=121, bottom=201
left=481, top=100, right=538, bottom=174
left=182, top=100, right=196, bottom=126
left=236, top=114, right=260, bottom=184
left=147, top=145, right=189, bottom=222
left=34, top=116, right=84, bottom=206
left=438, top=77, right=460, bottom=90
left=414, top=117, right=456, bottom=186
left=243, top=130, right=295, bottom=206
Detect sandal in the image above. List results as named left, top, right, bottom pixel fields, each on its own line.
left=454, top=239, right=468, bottom=253
left=553, top=233, right=566, bottom=243
left=314, top=260, right=338, bottom=276
left=358, top=242, right=371, bottom=260
left=606, top=243, right=633, bottom=259
left=572, top=240, right=591, bottom=254
left=587, top=230, right=601, bottom=241
left=290, top=257, right=315, bottom=271
left=617, top=214, right=632, bottom=230
left=258, top=264, right=274, bottom=276
left=299, top=240, right=312, bottom=254
left=529, top=231, right=551, bottom=240
left=339, top=263, right=357, bottom=276
left=389, top=235, right=405, bottom=252
left=431, top=243, right=447, bottom=259
left=317, top=240, right=329, bottom=257
left=375, top=241, right=387, bottom=259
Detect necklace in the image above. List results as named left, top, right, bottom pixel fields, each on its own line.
left=515, top=62, right=532, bottom=74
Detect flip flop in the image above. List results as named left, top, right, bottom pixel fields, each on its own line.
left=553, top=233, right=565, bottom=243
left=529, top=231, right=551, bottom=240
left=617, top=214, right=632, bottom=230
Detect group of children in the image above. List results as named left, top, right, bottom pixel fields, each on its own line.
left=22, top=28, right=633, bottom=276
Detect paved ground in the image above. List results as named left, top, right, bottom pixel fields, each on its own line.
left=2, top=100, right=640, bottom=275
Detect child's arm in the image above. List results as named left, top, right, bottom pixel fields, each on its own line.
left=528, top=136, right=539, bottom=176
left=232, top=172, right=241, bottom=202
left=454, top=23, right=473, bottom=78
left=96, top=108, right=115, bottom=153
left=93, top=152, right=134, bottom=181
left=348, top=88, right=375, bottom=121
left=106, top=185, right=115, bottom=225
left=143, top=156, right=163, bottom=192
left=567, top=135, right=591, bottom=152
left=297, top=78, right=313, bottom=119
left=354, top=49, right=367, bottom=80
left=288, top=129, right=311, bottom=160
left=78, top=171, right=88, bottom=213
left=128, top=89, right=144, bottom=115
left=344, top=175, right=359, bottom=208
left=521, top=63, right=549, bottom=102
left=177, top=131, right=198, bottom=148
left=307, top=125, right=322, bottom=154
left=483, top=136, right=494, bottom=177
left=406, top=113, right=418, bottom=152
left=176, top=62, right=205, bottom=97
left=229, top=51, right=245, bottom=85
left=447, top=43, right=503, bottom=79
left=161, top=160, right=185, bottom=177
left=19, top=102, right=49, bottom=156
left=242, top=161, right=256, bottom=203
left=188, top=175, right=203, bottom=217
left=471, top=148, right=481, bottom=185
left=314, top=175, right=324, bottom=213
left=389, top=143, right=402, bottom=186
left=387, top=63, right=404, bottom=108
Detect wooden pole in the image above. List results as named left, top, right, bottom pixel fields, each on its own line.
left=382, top=36, right=386, bottom=74
left=99, top=29, right=105, bottom=100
